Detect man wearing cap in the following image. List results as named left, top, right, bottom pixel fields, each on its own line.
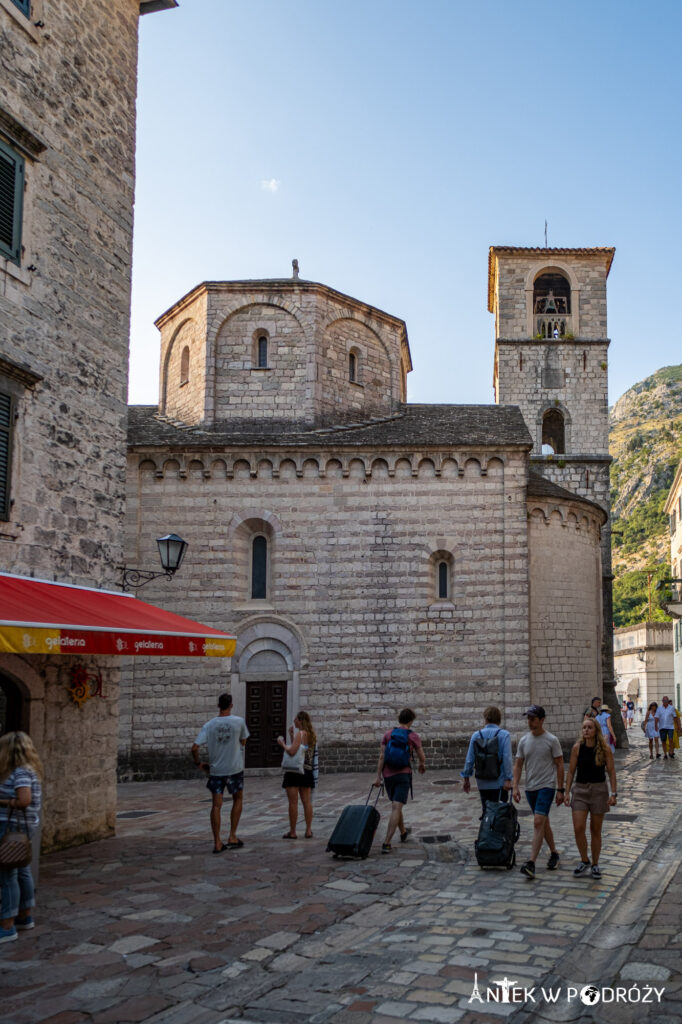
left=513, top=704, right=565, bottom=879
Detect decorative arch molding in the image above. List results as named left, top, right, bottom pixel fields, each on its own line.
left=324, top=315, right=398, bottom=399
left=524, top=262, right=581, bottom=337
left=160, top=317, right=194, bottom=416
left=537, top=400, right=572, bottom=453
left=232, top=615, right=310, bottom=671
left=227, top=509, right=283, bottom=539
left=134, top=450, right=508, bottom=481
left=527, top=501, right=602, bottom=537
left=213, top=297, right=309, bottom=343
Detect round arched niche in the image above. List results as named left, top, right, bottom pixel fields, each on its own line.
left=231, top=619, right=308, bottom=766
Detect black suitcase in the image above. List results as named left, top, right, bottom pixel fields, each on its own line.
left=474, top=800, right=520, bottom=870
left=327, top=785, right=382, bottom=859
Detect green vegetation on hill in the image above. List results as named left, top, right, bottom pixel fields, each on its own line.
left=610, top=365, right=682, bottom=627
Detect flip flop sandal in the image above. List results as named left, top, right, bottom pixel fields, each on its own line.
left=282, top=833, right=297, bottom=839
left=227, top=839, right=244, bottom=848
left=212, top=843, right=228, bottom=854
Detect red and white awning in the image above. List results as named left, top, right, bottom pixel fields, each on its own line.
left=0, top=572, right=235, bottom=658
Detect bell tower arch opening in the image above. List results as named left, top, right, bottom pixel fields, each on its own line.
left=541, top=408, right=566, bottom=454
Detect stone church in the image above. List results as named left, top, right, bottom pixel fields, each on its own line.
left=121, top=246, right=614, bottom=777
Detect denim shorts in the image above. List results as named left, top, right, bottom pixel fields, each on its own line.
left=207, top=772, right=244, bottom=796
left=659, top=728, right=674, bottom=743
left=525, top=787, right=555, bottom=816
left=384, top=773, right=411, bottom=804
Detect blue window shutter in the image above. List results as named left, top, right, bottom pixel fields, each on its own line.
left=10, top=0, right=31, bottom=18
left=0, top=393, right=13, bottom=521
left=0, top=139, right=25, bottom=266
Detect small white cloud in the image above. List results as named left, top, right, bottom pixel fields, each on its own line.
left=260, top=178, right=280, bottom=193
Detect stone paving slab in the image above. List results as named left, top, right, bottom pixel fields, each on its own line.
left=2, top=731, right=680, bottom=1023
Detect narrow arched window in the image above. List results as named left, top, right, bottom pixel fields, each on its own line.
left=438, top=561, right=449, bottom=599
left=257, top=336, right=268, bottom=368
left=349, top=352, right=357, bottom=382
left=542, top=409, right=565, bottom=454
left=180, top=346, right=190, bottom=385
left=251, top=535, right=267, bottom=599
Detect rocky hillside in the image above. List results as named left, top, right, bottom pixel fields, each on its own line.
left=610, top=365, right=682, bottom=626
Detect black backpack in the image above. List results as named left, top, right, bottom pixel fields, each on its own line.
left=473, top=728, right=502, bottom=781
left=384, top=728, right=411, bottom=769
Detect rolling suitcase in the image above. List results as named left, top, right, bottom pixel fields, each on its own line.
left=327, top=785, right=382, bottom=859
left=474, top=799, right=520, bottom=870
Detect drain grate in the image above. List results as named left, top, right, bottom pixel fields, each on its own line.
left=431, top=779, right=459, bottom=785
left=116, top=810, right=159, bottom=819
left=421, top=834, right=452, bottom=844
left=606, top=813, right=638, bottom=822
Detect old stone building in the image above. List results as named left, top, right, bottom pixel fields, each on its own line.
left=0, top=0, right=181, bottom=849
left=122, top=247, right=613, bottom=776
left=613, top=622, right=674, bottom=713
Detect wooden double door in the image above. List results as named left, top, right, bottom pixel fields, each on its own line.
left=245, top=680, right=288, bottom=768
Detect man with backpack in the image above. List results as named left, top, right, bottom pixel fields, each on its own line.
left=460, top=706, right=513, bottom=813
left=374, top=708, right=426, bottom=854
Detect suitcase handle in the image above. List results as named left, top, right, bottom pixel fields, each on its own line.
left=367, top=783, right=383, bottom=807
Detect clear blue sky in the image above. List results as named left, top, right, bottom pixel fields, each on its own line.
left=129, top=0, right=682, bottom=409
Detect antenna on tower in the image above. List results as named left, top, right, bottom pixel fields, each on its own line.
left=544, top=220, right=548, bottom=248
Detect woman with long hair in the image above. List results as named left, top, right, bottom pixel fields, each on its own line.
left=0, top=732, right=43, bottom=943
left=643, top=701, right=661, bottom=759
left=564, top=717, right=617, bottom=879
left=277, top=710, right=317, bottom=839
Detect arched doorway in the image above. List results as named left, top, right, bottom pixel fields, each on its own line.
left=0, top=671, right=30, bottom=735
left=243, top=649, right=289, bottom=768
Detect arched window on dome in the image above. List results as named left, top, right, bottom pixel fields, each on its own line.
left=542, top=408, right=565, bottom=454
left=257, top=336, right=268, bottom=368
left=534, top=272, right=572, bottom=339
left=438, top=560, right=449, bottom=600
left=180, top=345, right=190, bottom=386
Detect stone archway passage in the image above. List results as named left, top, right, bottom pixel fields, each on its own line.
left=0, top=672, right=29, bottom=734
left=245, top=680, right=287, bottom=768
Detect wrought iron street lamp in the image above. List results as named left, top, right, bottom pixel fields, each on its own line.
left=120, top=534, right=188, bottom=591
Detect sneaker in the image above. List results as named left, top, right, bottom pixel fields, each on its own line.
left=15, top=917, right=34, bottom=931
left=519, top=860, right=535, bottom=878
left=0, top=926, right=17, bottom=944
left=547, top=851, right=560, bottom=871
left=591, top=864, right=602, bottom=879
left=573, top=860, right=591, bottom=876
left=381, top=843, right=392, bottom=854
left=400, top=827, right=412, bottom=843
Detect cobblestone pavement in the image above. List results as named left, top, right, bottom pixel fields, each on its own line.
left=2, top=729, right=680, bottom=1024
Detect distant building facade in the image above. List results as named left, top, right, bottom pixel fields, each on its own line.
left=122, top=248, right=613, bottom=777
left=0, top=0, right=177, bottom=849
left=613, top=622, right=674, bottom=713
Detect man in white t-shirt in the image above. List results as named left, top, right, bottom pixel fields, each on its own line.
left=655, top=696, right=680, bottom=760
left=192, top=693, right=250, bottom=852
left=513, top=704, right=565, bottom=879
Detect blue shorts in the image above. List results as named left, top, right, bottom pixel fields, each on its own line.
left=659, top=728, right=674, bottom=743
left=525, top=787, right=555, bottom=816
left=207, top=772, right=244, bottom=796
left=384, top=773, right=411, bottom=804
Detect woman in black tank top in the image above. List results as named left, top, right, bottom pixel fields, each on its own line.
left=564, top=717, right=617, bottom=880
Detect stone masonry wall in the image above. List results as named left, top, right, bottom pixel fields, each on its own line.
left=496, top=341, right=609, bottom=456
left=0, top=0, right=139, bottom=588
left=120, top=446, right=532, bottom=776
left=0, top=0, right=143, bottom=848
left=528, top=496, right=603, bottom=746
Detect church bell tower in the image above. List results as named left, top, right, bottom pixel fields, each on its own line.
left=489, top=245, right=619, bottom=728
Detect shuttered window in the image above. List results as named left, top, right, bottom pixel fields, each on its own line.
left=0, top=139, right=25, bottom=266
left=10, top=1, right=31, bottom=15
left=0, top=392, right=13, bottom=521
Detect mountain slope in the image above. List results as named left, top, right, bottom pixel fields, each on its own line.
left=610, top=365, right=682, bottom=626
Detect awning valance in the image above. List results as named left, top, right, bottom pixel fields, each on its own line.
left=0, top=572, right=236, bottom=657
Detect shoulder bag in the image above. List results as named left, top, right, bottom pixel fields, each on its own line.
left=0, top=807, right=32, bottom=870
left=281, top=746, right=305, bottom=774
